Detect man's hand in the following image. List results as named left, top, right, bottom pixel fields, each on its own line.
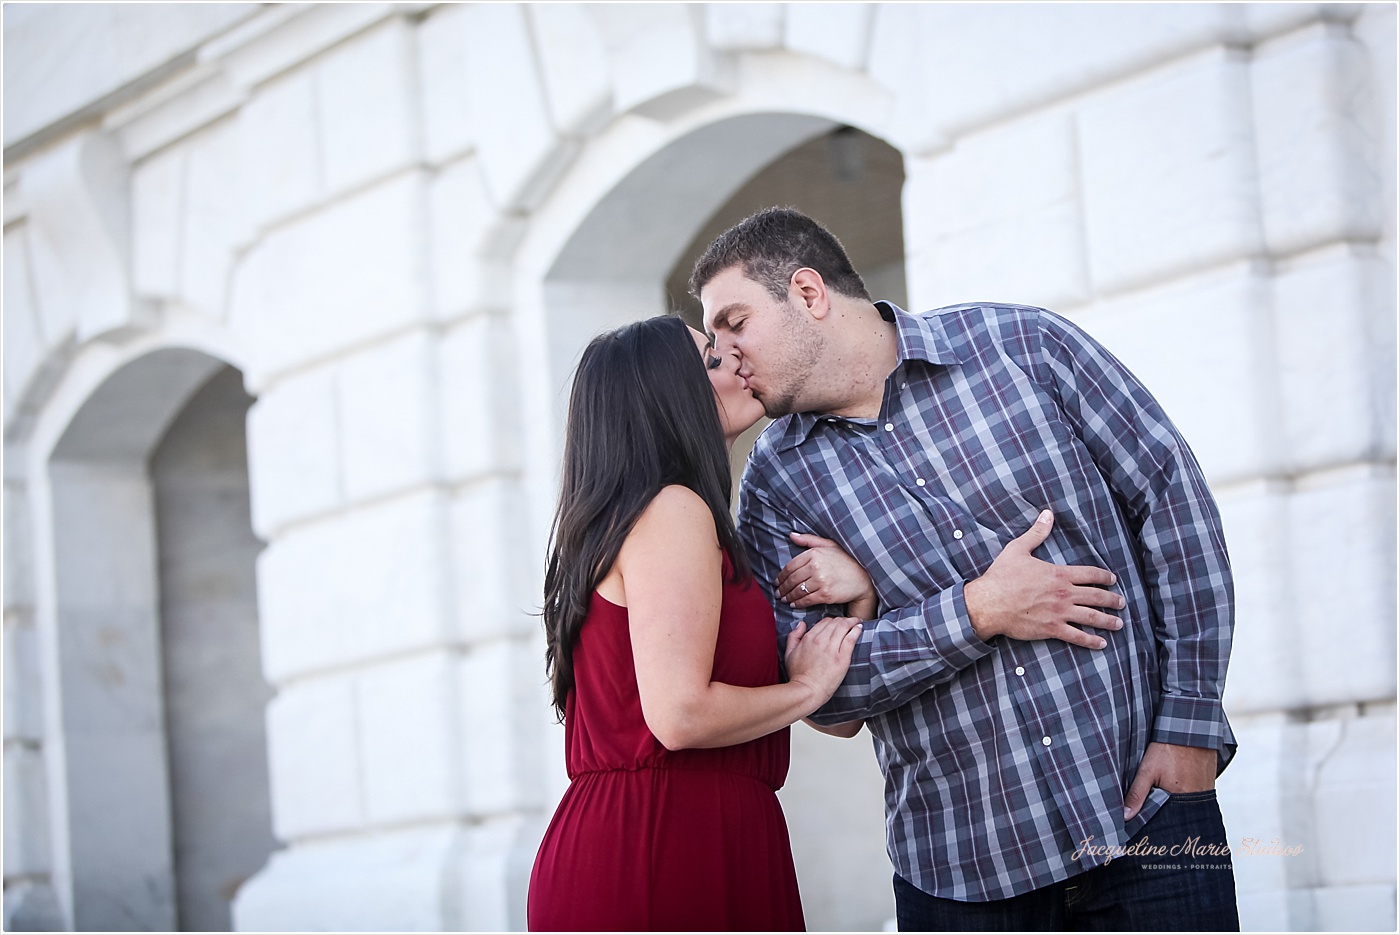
left=1123, top=741, right=1217, bottom=819
left=963, top=510, right=1125, bottom=649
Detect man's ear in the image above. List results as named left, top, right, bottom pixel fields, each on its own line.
left=789, top=267, right=830, bottom=320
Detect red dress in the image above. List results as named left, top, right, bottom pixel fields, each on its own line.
left=527, top=559, right=805, bottom=931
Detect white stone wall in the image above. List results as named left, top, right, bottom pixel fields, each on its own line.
left=3, top=4, right=1394, bottom=931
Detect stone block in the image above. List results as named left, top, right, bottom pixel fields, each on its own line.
left=1242, top=4, right=1362, bottom=44
left=63, top=730, right=176, bottom=930
left=2, top=744, right=51, bottom=877
left=3, top=621, right=43, bottom=742
left=415, top=4, right=473, bottom=165
left=905, top=113, right=1077, bottom=240
left=439, top=315, right=521, bottom=483
left=1286, top=467, right=1396, bottom=707
left=1215, top=482, right=1298, bottom=715
left=1, top=226, right=44, bottom=427
left=705, top=3, right=784, bottom=50
left=462, top=4, right=574, bottom=212
left=1252, top=25, right=1383, bottom=257
left=236, top=65, right=320, bottom=230
left=178, top=117, right=243, bottom=319
left=1071, top=263, right=1275, bottom=485
left=103, top=61, right=246, bottom=165
left=448, top=481, right=532, bottom=644
left=3, top=3, right=254, bottom=145
left=904, top=200, right=1088, bottom=314
left=316, top=18, right=421, bottom=197
left=1311, top=883, right=1399, bottom=932
left=1079, top=48, right=1263, bottom=295
left=589, top=4, right=729, bottom=121
left=357, top=653, right=461, bottom=824
left=229, top=171, right=429, bottom=378
left=245, top=365, right=341, bottom=537
left=56, top=603, right=166, bottom=736
left=1271, top=245, right=1392, bottom=474
left=902, top=5, right=1233, bottom=141
left=457, top=640, right=544, bottom=816
left=1354, top=4, right=1397, bottom=248
left=527, top=4, right=612, bottom=137
left=338, top=329, right=439, bottom=503
left=233, top=822, right=461, bottom=931
left=257, top=490, right=452, bottom=682
left=211, top=5, right=393, bottom=91
left=1311, top=707, right=1396, bottom=888
left=445, top=815, right=537, bottom=930
left=1215, top=714, right=1321, bottom=899
left=784, top=3, right=871, bottom=71
left=867, top=5, right=942, bottom=154
left=131, top=143, right=186, bottom=300
left=264, top=674, right=363, bottom=839
left=1, top=880, right=65, bottom=932
left=23, top=132, right=142, bottom=343
left=2, top=481, right=34, bottom=612
left=427, top=158, right=516, bottom=320
left=1236, top=889, right=1292, bottom=932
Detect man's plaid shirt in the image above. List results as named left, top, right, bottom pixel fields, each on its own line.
left=738, top=301, right=1236, bottom=901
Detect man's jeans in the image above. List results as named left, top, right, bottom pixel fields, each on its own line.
left=894, top=790, right=1240, bottom=931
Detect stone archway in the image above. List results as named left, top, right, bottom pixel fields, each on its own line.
left=538, top=112, right=836, bottom=428
left=663, top=124, right=908, bottom=489
left=43, top=347, right=274, bottom=931
left=529, top=110, right=905, bottom=931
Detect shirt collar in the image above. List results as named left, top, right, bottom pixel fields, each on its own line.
left=882, top=300, right=963, bottom=368
left=769, top=301, right=965, bottom=452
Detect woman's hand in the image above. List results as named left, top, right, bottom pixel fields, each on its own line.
left=778, top=532, right=878, bottom=619
left=783, top=616, right=863, bottom=705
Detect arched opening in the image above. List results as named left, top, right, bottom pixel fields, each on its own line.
left=663, top=125, right=907, bottom=492
left=540, top=113, right=905, bottom=930
left=46, top=349, right=275, bottom=931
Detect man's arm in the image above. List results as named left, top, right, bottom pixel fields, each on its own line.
left=739, top=462, right=1125, bottom=724
left=738, top=473, right=991, bottom=722
left=1036, top=311, right=1236, bottom=775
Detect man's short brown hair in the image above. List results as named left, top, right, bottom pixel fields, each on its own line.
left=688, top=207, right=871, bottom=304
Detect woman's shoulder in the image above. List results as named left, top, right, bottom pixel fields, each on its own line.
left=626, top=485, right=719, bottom=551
left=641, top=483, right=708, bottom=519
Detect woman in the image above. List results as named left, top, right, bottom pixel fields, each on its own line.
left=527, top=314, right=866, bottom=931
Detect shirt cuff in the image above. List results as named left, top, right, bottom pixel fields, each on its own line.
left=935, top=583, right=998, bottom=670
left=1151, top=693, right=1225, bottom=751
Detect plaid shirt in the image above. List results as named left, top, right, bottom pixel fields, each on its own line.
left=738, top=301, right=1236, bottom=902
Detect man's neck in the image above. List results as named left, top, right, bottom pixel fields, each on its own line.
left=815, top=301, right=899, bottom=421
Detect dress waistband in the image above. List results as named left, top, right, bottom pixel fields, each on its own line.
left=569, top=762, right=781, bottom=790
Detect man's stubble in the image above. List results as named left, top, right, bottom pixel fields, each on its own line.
left=758, top=301, right=826, bottom=419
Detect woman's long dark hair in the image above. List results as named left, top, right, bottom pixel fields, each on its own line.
left=543, top=314, right=751, bottom=720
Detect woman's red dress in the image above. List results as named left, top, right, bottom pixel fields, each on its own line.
left=527, top=560, right=805, bottom=931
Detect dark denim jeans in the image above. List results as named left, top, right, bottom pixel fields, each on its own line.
left=894, top=790, right=1240, bottom=931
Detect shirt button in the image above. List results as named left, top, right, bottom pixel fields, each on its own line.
left=953, top=529, right=964, bottom=539
left=900, top=382, right=907, bottom=389
left=1015, top=666, right=1025, bottom=676
left=1042, top=736, right=1052, bottom=747
left=884, top=423, right=894, bottom=432
left=916, top=478, right=926, bottom=487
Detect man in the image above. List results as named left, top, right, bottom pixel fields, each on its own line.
left=694, top=207, right=1238, bottom=930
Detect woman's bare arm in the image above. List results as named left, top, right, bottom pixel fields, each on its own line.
left=620, top=486, right=862, bottom=750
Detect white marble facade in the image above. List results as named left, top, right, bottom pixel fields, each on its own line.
left=2, top=3, right=1395, bottom=931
